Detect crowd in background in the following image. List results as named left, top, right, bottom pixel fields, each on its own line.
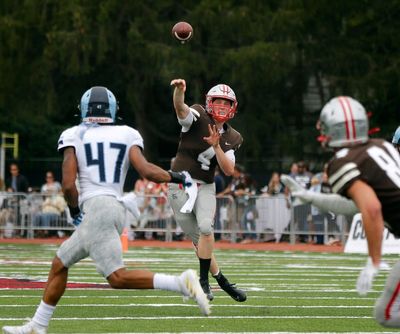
left=0, top=161, right=341, bottom=244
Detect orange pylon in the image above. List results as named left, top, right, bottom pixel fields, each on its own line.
left=121, top=227, right=129, bottom=252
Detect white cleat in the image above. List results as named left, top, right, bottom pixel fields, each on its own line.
left=178, top=269, right=211, bottom=316
left=2, top=319, right=47, bottom=334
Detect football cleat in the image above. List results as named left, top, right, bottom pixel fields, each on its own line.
left=199, top=279, right=214, bottom=301
left=2, top=319, right=47, bottom=334
left=214, top=272, right=247, bottom=302
left=178, top=270, right=211, bottom=316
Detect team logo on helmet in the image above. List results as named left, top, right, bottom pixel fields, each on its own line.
left=80, top=86, right=118, bottom=124
left=205, top=84, right=238, bottom=123
left=318, top=96, right=369, bottom=148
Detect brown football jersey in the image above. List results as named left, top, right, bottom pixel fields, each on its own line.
left=327, top=138, right=400, bottom=235
left=171, top=104, right=243, bottom=183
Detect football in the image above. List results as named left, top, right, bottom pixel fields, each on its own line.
left=171, top=21, right=193, bottom=43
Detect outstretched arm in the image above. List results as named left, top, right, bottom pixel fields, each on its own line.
left=171, top=79, right=190, bottom=119
left=280, top=174, right=359, bottom=215
left=129, top=146, right=190, bottom=185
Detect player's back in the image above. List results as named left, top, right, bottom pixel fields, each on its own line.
left=328, top=138, right=400, bottom=230
left=58, top=123, right=143, bottom=204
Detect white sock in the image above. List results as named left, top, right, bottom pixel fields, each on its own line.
left=153, top=273, right=180, bottom=292
left=32, top=300, right=56, bottom=328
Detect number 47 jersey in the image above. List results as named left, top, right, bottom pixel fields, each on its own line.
left=57, top=123, right=144, bottom=205
left=327, top=138, right=400, bottom=236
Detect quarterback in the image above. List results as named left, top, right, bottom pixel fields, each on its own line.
left=2, top=86, right=209, bottom=334
left=168, top=79, right=246, bottom=302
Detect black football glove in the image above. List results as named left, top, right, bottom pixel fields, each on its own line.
left=168, top=171, right=193, bottom=187
left=68, top=205, right=83, bottom=227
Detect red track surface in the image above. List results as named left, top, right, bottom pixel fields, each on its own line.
left=0, top=238, right=344, bottom=253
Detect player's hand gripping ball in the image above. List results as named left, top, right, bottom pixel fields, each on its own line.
left=172, top=21, right=193, bottom=43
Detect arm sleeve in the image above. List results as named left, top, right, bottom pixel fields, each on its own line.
left=307, top=192, right=359, bottom=216
left=224, top=149, right=235, bottom=164
left=178, top=108, right=195, bottom=132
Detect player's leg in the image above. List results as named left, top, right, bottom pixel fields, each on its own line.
left=87, top=195, right=210, bottom=315
left=2, top=230, right=87, bottom=334
left=167, top=183, right=215, bottom=301
left=195, top=184, right=246, bottom=302
left=194, top=184, right=217, bottom=300
left=374, top=260, right=400, bottom=327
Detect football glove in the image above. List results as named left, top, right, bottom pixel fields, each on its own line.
left=72, top=212, right=84, bottom=227
left=168, top=170, right=193, bottom=188
left=68, top=205, right=83, bottom=227
left=357, top=257, right=379, bottom=296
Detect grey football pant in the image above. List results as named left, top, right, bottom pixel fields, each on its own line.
left=57, top=195, right=126, bottom=278
left=167, top=183, right=216, bottom=244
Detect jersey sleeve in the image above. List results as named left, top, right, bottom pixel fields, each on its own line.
left=125, top=126, right=144, bottom=150
left=57, top=126, right=79, bottom=152
left=327, top=150, right=362, bottom=196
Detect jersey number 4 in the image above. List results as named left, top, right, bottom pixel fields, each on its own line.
left=84, top=142, right=127, bottom=183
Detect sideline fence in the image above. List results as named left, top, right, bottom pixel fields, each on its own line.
left=0, top=192, right=349, bottom=244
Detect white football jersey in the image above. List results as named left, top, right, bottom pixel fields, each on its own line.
left=57, top=123, right=144, bottom=205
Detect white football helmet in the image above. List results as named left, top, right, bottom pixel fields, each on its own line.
left=318, top=96, right=369, bottom=148
left=205, top=84, right=238, bottom=122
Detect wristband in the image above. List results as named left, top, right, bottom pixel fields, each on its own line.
left=168, top=171, right=184, bottom=184
left=68, top=205, right=81, bottom=218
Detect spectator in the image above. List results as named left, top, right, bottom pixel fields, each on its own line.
left=261, top=172, right=284, bottom=196
left=33, top=194, right=67, bottom=238
left=5, top=163, right=29, bottom=193
left=238, top=173, right=258, bottom=244
left=309, top=174, right=324, bottom=244
left=285, top=160, right=313, bottom=243
left=289, top=162, right=298, bottom=176
left=220, top=164, right=247, bottom=238
left=40, top=171, right=62, bottom=195
left=33, top=172, right=67, bottom=238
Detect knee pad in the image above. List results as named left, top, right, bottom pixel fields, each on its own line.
left=199, top=219, right=214, bottom=235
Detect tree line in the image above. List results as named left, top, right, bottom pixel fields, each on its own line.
left=1, top=0, right=400, bottom=186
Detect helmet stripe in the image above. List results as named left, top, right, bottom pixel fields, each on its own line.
left=338, top=97, right=351, bottom=140
left=343, top=96, right=357, bottom=139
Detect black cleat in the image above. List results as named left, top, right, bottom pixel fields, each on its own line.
left=214, top=272, right=247, bottom=302
left=199, top=279, right=214, bottom=301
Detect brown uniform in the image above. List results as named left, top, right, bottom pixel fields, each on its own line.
left=327, top=139, right=400, bottom=236
left=168, top=104, right=242, bottom=240
left=171, top=104, right=243, bottom=183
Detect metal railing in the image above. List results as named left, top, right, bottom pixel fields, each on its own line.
left=0, top=192, right=349, bottom=244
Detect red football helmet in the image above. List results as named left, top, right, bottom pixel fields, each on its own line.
left=205, top=84, right=238, bottom=122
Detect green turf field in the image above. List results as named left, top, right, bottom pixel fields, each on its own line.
left=0, top=243, right=399, bottom=333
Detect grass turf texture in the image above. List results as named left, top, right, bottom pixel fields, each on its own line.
left=0, top=243, right=399, bottom=333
